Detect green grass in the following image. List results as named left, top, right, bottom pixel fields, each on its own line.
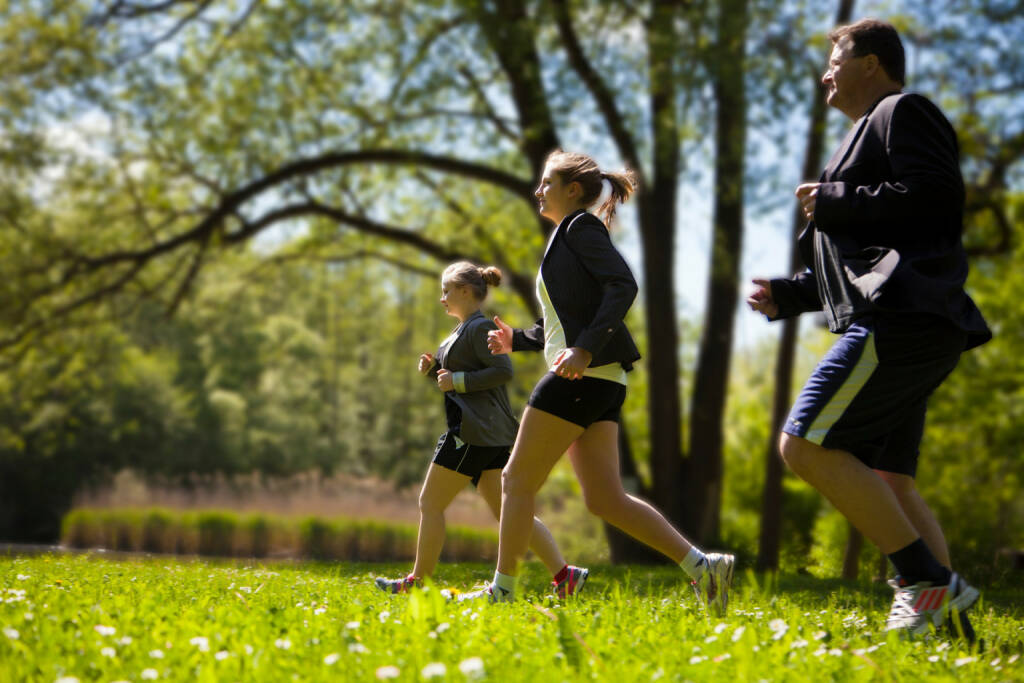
left=1, top=554, right=1021, bottom=682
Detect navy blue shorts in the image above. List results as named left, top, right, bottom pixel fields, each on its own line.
left=527, top=372, right=626, bottom=428
left=431, top=431, right=510, bottom=487
left=782, top=313, right=965, bottom=477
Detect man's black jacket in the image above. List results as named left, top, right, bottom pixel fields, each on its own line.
left=771, top=92, right=991, bottom=349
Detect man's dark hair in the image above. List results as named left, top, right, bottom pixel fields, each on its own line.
left=829, top=18, right=906, bottom=86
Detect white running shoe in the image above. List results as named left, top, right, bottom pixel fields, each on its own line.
left=455, top=582, right=513, bottom=603
left=884, top=572, right=979, bottom=636
left=692, top=553, right=735, bottom=616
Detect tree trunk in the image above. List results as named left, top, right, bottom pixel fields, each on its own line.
left=685, top=0, right=748, bottom=545
left=756, top=0, right=856, bottom=571
left=638, top=0, right=685, bottom=526
left=842, top=522, right=864, bottom=580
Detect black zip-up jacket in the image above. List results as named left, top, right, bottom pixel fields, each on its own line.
left=771, top=92, right=991, bottom=350
left=512, top=209, right=642, bottom=370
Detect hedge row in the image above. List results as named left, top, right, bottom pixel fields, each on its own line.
left=60, top=508, right=498, bottom=562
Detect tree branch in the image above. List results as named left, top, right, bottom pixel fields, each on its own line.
left=551, top=0, right=643, bottom=179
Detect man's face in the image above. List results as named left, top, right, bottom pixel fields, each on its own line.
left=822, top=36, right=868, bottom=114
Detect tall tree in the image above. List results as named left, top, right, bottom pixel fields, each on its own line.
left=757, top=0, right=856, bottom=572
left=685, top=0, right=749, bottom=543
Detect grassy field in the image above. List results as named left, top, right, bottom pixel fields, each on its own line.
left=1, top=554, right=1021, bottom=682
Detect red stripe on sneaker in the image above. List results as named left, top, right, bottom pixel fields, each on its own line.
left=913, top=590, right=930, bottom=611
left=931, top=587, right=947, bottom=611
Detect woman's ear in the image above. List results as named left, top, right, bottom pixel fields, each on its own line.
left=568, top=180, right=583, bottom=201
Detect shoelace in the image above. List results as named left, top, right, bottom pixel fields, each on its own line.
left=887, top=588, right=919, bottom=622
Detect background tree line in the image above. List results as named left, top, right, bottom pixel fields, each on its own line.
left=0, top=0, right=1020, bottom=578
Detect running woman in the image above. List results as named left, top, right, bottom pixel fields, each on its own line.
left=459, top=151, right=734, bottom=613
left=375, top=262, right=587, bottom=598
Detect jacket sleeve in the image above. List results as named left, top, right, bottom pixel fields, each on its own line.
left=511, top=318, right=545, bottom=352
left=770, top=270, right=822, bottom=320
left=564, top=217, right=638, bottom=356
left=814, top=95, right=964, bottom=244
left=453, top=320, right=515, bottom=393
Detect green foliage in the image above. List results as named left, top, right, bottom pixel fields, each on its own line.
left=1, top=555, right=1022, bottom=681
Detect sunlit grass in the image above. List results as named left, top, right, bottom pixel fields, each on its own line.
left=1, top=554, right=1021, bottom=681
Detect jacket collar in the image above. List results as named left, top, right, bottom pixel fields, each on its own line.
left=541, top=209, right=589, bottom=265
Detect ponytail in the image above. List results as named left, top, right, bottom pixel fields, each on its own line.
left=544, top=149, right=637, bottom=227
left=442, top=261, right=501, bottom=300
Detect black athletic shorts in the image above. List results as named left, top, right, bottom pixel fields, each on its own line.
left=431, top=430, right=510, bottom=487
left=526, top=372, right=627, bottom=428
left=782, top=312, right=965, bottom=477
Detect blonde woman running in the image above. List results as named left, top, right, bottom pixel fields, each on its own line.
left=375, top=262, right=587, bottom=598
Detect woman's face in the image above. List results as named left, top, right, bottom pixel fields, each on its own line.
left=535, top=162, right=581, bottom=223
left=440, top=280, right=476, bottom=319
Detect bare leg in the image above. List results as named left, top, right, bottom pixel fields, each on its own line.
left=477, top=469, right=566, bottom=576
left=497, top=407, right=583, bottom=576
left=411, top=464, right=472, bottom=579
left=779, top=434, right=918, bottom=553
left=875, top=470, right=951, bottom=568
left=569, top=421, right=694, bottom=563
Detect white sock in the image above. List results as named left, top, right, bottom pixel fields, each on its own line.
left=492, top=570, right=517, bottom=600
left=680, top=547, right=707, bottom=581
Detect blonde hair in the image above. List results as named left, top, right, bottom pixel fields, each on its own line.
left=441, top=261, right=502, bottom=300
left=545, top=149, right=637, bottom=225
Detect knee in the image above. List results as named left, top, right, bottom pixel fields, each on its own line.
left=581, top=487, right=623, bottom=521
left=876, top=470, right=916, bottom=499
left=418, top=489, right=444, bottom=516
left=501, top=466, right=533, bottom=500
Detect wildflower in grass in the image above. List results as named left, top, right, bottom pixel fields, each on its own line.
left=812, top=630, right=828, bottom=641
left=215, top=651, right=229, bottom=661
left=3, top=627, right=18, bottom=640
left=94, top=625, right=116, bottom=636
left=314, top=607, right=326, bottom=615
left=828, top=648, right=842, bottom=656
left=190, top=636, right=210, bottom=652
left=704, top=635, right=717, bottom=644
left=101, top=647, right=116, bottom=657
left=141, top=668, right=158, bottom=680
left=118, top=636, right=132, bottom=645
left=244, top=645, right=254, bottom=655
left=688, top=656, right=706, bottom=665
left=324, top=653, right=340, bottom=665
left=769, top=619, right=788, bottom=640
left=274, top=638, right=292, bottom=650
left=378, top=610, right=390, bottom=623
left=936, top=641, right=951, bottom=652
left=24, top=612, right=33, bottom=621
left=955, top=657, right=976, bottom=667
left=437, top=622, right=450, bottom=633
left=345, top=621, right=360, bottom=630
left=928, top=655, right=940, bottom=663
left=731, top=625, right=745, bottom=642
left=376, top=665, right=400, bottom=679
left=349, top=643, right=368, bottom=654
left=791, top=639, right=808, bottom=649
left=459, top=657, right=485, bottom=678
left=16, top=574, right=29, bottom=580
left=713, top=622, right=727, bottom=634
left=55, top=677, right=79, bottom=683
left=148, top=650, right=164, bottom=659
left=422, top=662, right=446, bottom=678
left=713, top=653, right=731, bottom=663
